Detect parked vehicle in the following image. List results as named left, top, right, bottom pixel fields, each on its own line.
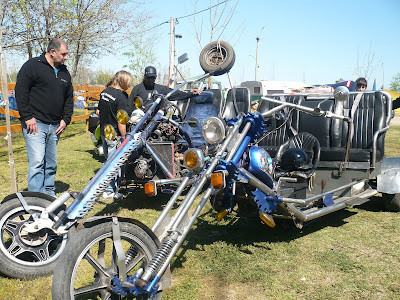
left=0, top=40, right=236, bottom=279
left=52, top=84, right=399, bottom=299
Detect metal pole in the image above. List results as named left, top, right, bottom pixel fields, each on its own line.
left=168, top=17, right=175, bottom=88
left=255, top=37, right=259, bottom=81
left=0, top=0, right=17, bottom=193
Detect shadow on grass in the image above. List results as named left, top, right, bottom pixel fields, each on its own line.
left=171, top=206, right=358, bottom=272
left=92, top=189, right=172, bottom=216
left=55, top=180, right=70, bottom=194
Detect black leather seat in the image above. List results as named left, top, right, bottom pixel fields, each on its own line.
left=222, top=87, right=251, bottom=119
left=257, top=95, right=304, bottom=157
left=322, top=91, right=386, bottom=163
left=208, top=88, right=224, bottom=116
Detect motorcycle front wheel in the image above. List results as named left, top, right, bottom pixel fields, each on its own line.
left=0, top=196, right=67, bottom=278
left=52, top=220, right=162, bottom=300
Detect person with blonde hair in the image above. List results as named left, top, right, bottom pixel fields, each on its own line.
left=98, top=70, right=132, bottom=199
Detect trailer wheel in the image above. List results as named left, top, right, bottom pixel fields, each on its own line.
left=199, top=40, right=235, bottom=76
left=382, top=193, right=400, bottom=212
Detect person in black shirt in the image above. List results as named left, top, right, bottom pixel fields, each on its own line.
left=127, top=66, right=213, bottom=113
left=98, top=70, right=132, bottom=199
left=15, top=37, right=73, bottom=196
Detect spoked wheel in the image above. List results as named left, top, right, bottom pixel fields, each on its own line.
left=199, top=40, right=235, bottom=76
left=52, top=220, right=162, bottom=300
left=0, top=196, right=67, bottom=278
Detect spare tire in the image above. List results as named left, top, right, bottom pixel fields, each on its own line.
left=199, top=40, right=235, bottom=76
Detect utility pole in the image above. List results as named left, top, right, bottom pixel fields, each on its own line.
left=0, top=0, right=17, bottom=193
left=168, top=17, right=175, bottom=88
left=255, top=37, right=260, bottom=81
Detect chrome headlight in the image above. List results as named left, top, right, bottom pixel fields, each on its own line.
left=184, top=148, right=205, bottom=172
left=129, top=108, right=145, bottom=125
left=202, top=117, right=226, bottom=144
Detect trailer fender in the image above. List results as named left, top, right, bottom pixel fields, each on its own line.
left=377, top=157, right=400, bottom=194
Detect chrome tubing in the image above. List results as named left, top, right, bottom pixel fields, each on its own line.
left=238, top=168, right=276, bottom=196
left=260, top=96, right=349, bottom=121
left=282, top=180, right=365, bottom=206
left=154, top=187, right=214, bottom=281
left=151, top=175, right=192, bottom=234
left=141, top=117, right=245, bottom=283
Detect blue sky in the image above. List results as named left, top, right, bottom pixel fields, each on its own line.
left=100, top=0, right=400, bottom=89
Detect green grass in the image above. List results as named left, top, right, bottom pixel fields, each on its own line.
left=0, top=120, right=400, bottom=299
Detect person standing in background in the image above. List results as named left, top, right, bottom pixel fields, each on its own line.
left=98, top=70, right=132, bottom=199
left=15, top=38, right=73, bottom=196
left=355, top=77, right=368, bottom=91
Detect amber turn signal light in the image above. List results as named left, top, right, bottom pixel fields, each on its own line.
left=215, top=209, right=228, bottom=221
left=144, top=182, right=157, bottom=196
left=211, top=172, right=225, bottom=189
left=259, top=212, right=276, bottom=228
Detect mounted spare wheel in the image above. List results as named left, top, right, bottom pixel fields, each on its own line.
left=199, top=40, right=235, bottom=76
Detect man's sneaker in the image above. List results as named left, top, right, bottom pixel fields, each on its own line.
left=113, top=192, right=124, bottom=200
left=102, top=192, right=115, bottom=199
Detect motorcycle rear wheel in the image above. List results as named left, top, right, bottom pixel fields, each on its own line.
left=52, top=220, right=162, bottom=300
left=199, top=40, right=235, bottom=76
left=0, top=196, right=67, bottom=278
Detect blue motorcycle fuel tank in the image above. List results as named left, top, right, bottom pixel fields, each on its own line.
left=248, top=146, right=274, bottom=188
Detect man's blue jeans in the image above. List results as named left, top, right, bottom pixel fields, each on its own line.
left=22, top=120, right=60, bottom=196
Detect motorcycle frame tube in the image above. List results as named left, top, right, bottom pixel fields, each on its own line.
left=225, top=122, right=252, bottom=162
left=151, top=175, right=192, bottom=235
left=238, top=167, right=276, bottom=197
left=169, top=118, right=248, bottom=234
left=65, top=136, right=143, bottom=220
left=282, top=180, right=365, bottom=206
left=151, top=186, right=214, bottom=289
left=165, top=73, right=211, bottom=100
left=131, top=97, right=163, bottom=134
left=59, top=101, right=164, bottom=225
left=145, top=143, right=174, bottom=179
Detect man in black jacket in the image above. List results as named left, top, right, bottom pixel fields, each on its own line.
left=15, top=37, right=74, bottom=196
left=127, top=66, right=212, bottom=113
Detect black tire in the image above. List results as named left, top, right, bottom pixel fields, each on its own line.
left=0, top=196, right=67, bottom=279
left=52, top=221, right=162, bottom=300
left=199, top=40, right=235, bottom=76
left=382, top=193, right=400, bottom=212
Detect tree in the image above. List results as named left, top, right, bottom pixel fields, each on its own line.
left=353, top=42, right=381, bottom=82
left=123, top=37, right=157, bottom=85
left=191, top=0, right=244, bottom=49
left=1, top=0, right=153, bottom=80
left=390, top=73, right=400, bottom=92
left=92, top=69, right=115, bottom=86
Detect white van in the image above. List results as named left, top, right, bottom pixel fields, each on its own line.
left=240, top=80, right=306, bottom=102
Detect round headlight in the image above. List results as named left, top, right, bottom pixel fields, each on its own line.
left=117, top=109, right=129, bottom=124
left=202, top=117, right=226, bottom=144
left=134, top=96, right=143, bottom=108
left=184, top=148, right=205, bottom=172
left=129, top=108, right=145, bottom=125
left=104, top=124, right=116, bottom=141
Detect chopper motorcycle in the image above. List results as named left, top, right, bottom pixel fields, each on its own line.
left=51, top=83, right=400, bottom=299
left=0, top=40, right=235, bottom=279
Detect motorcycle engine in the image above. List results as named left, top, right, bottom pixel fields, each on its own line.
left=134, top=157, right=155, bottom=179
